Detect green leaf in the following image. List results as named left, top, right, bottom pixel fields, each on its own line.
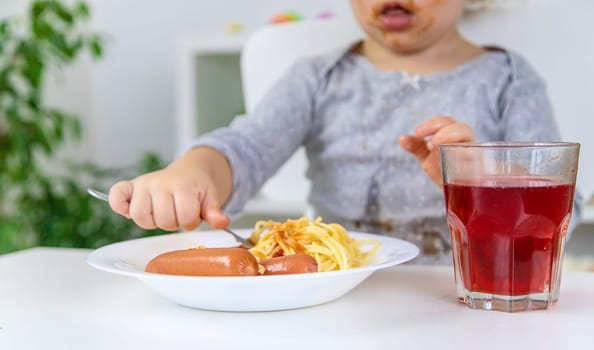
left=18, top=120, right=54, bottom=155
left=49, top=35, right=74, bottom=60
left=53, top=2, right=75, bottom=26
left=0, top=21, right=9, bottom=37
left=27, top=96, right=40, bottom=110
left=71, top=38, right=84, bottom=54
left=6, top=105, right=21, bottom=123
left=33, top=122, right=54, bottom=154
left=0, top=70, right=17, bottom=97
left=21, top=59, right=44, bottom=88
left=20, top=41, right=44, bottom=71
left=75, top=2, right=90, bottom=19
left=30, top=1, right=47, bottom=19
left=88, top=35, right=103, bottom=58
left=31, top=20, right=55, bottom=40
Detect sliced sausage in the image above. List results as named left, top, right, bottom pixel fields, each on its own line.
left=260, top=253, right=318, bottom=275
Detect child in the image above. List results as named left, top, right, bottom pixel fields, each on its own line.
left=108, top=0, right=568, bottom=264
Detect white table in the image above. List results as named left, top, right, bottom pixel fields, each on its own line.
left=1, top=248, right=594, bottom=350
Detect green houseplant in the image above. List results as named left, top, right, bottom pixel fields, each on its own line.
left=0, top=0, right=167, bottom=254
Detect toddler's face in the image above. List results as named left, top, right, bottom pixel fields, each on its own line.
left=351, top=0, right=466, bottom=53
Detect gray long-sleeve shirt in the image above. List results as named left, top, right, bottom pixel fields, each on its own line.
left=191, top=44, right=575, bottom=264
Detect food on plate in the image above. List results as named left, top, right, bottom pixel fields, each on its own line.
left=145, top=247, right=259, bottom=276
left=144, top=216, right=380, bottom=276
left=259, top=253, right=318, bottom=275
left=248, top=216, right=380, bottom=272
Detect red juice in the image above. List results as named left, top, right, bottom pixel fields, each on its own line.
left=444, top=177, right=574, bottom=296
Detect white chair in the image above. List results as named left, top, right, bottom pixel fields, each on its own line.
left=240, top=1, right=594, bottom=217
left=240, top=17, right=364, bottom=210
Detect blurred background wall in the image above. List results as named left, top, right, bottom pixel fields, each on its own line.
left=0, top=0, right=352, bottom=168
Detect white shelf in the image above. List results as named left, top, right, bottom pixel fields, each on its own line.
left=178, top=32, right=248, bottom=54
left=175, top=33, right=249, bottom=155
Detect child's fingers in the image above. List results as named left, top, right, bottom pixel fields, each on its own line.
left=201, top=187, right=230, bottom=229
left=429, top=122, right=474, bottom=148
left=173, top=190, right=202, bottom=231
left=414, top=115, right=456, bottom=138
left=108, top=180, right=133, bottom=219
left=398, top=134, right=430, bottom=161
left=128, top=188, right=157, bottom=230
left=152, top=191, right=179, bottom=231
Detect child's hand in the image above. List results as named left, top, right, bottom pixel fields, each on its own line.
left=398, top=116, right=474, bottom=187
left=108, top=148, right=231, bottom=231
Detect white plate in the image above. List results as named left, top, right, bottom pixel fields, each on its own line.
left=86, top=229, right=419, bottom=312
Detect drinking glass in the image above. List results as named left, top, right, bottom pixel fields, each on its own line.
left=439, top=142, right=580, bottom=312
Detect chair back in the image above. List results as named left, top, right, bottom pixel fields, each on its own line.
left=240, top=17, right=364, bottom=203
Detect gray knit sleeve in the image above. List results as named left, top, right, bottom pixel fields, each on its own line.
left=187, top=59, right=319, bottom=219
left=499, top=52, right=561, bottom=142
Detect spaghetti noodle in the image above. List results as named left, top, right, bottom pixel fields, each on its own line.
left=248, top=217, right=380, bottom=272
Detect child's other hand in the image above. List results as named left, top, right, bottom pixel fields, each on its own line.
left=108, top=150, right=231, bottom=232
left=398, top=116, right=474, bottom=187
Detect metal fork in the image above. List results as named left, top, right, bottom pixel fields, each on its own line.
left=86, top=188, right=254, bottom=248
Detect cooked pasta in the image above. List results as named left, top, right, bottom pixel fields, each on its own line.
left=248, top=217, right=380, bottom=272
